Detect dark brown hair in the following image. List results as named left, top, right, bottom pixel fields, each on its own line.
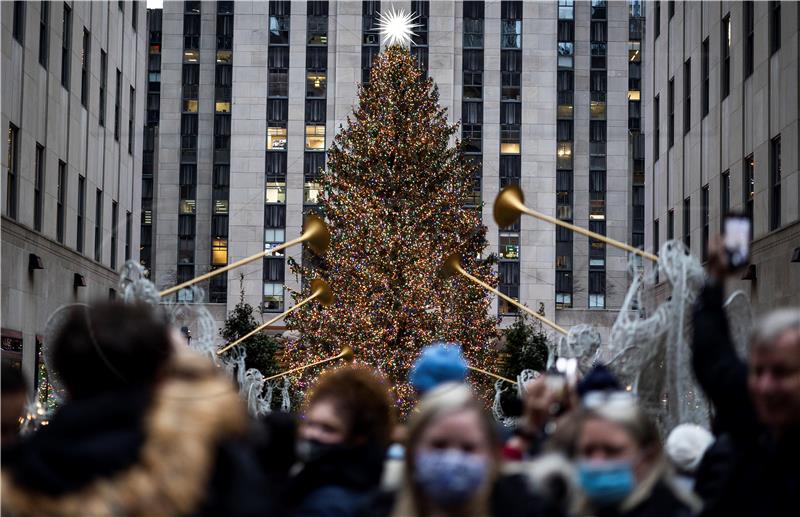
left=306, top=364, right=396, bottom=446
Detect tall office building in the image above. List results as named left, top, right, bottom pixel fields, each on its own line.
left=1, top=1, right=148, bottom=389
left=149, top=1, right=644, bottom=338
left=644, top=1, right=799, bottom=312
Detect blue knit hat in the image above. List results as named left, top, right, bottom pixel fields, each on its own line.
left=409, top=342, right=468, bottom=393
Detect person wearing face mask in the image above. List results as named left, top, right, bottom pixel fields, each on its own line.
left=361, top=382, right=560, bottom=517
left=288, top=365, right=396, bottom=517
left=573, top=394, right=699, bottom=517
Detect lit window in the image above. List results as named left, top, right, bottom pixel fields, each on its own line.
left=263, top=283, right=284, bottom=312
left=179, top=199, right=196, bottom=214
left=267, top=127, right=287, bottom=150
left=216, top=50, right=232, bottom=64
left=499, top=234, right=520, bottom=259
left=183, top=50, right=199, bottom=62
left=265, top=181, right=286, bottom=204
left=214, top=200, right=228, bottom=214
left=307, top=72, right=327, bottom=97
left=215, top=101, right=231, bottom=113
left=211, top=238, right=228, bottom=265
left=628, top=41, right=641, bottom=62
left=558, top=104, right=573, bottom=118
left=305, top=125, right=326, bottom=150
left=142, top=210, right=152, bottom=225
left=590, top=100, right=606, bottom=119
left=150, top=43, right=161, bottom=54
left=557, top=142, right=573, bottom=168
left=183, top=99, right=198, bottom=113
left=304, top=181, right=323, bottom=204
left=628, top=90, right=640, bottom=101
left=500, top=143, right=520, bottom=154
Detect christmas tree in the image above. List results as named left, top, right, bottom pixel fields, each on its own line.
left=499, top=313, right=550, bottom=380
left=285, top=46, right=500, bottom=411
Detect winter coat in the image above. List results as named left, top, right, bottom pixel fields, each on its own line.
left=289, top=442, right=387, bottom=517
left=691, top=282, right=800, bottom=517
left=1, top=353, right=275, bottom=517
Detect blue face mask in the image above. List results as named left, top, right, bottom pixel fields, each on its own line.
left=578, top=460, right=635, bottom=507
left=415, top=449, right=488, bottom=505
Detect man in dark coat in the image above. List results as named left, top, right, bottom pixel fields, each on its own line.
left=691, top=237, right=800, bottom=517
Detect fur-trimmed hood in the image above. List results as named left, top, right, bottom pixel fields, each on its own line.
left=1, top=352, right=251, bottom=516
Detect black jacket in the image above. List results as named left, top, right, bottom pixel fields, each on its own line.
left=1, top=354, right=275, bottom=517
left=691, top=282, right=800, bottom=517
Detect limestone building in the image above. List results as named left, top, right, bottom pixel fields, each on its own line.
left=644, top=1, right=800, bottom=312
left=143, top=0, right=644, bottom=340
left=1, top=1, right=148, bottom=389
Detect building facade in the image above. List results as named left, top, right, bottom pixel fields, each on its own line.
left=644, top=1, right=800, bottom=313
left=145, top=0, right=643, bottom=338
left=1, top=0, right=148, bottom=390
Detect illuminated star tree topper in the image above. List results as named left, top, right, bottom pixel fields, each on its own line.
left=376, top=7, right=421, bottom=47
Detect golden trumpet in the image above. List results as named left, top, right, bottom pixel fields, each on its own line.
left=217, top=278, right=334, bottom=355
left=442, top=253, right=568, bottom=335
left=160, top=215, right=331, bottom=297
left=494, top=185, right=658, bottom=262
left=262, top=345, right=355, bottom=382
left=468, top=365, right=518, bottom=385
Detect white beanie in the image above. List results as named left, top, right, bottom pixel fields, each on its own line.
left=665, top=424, right=714, bottom=474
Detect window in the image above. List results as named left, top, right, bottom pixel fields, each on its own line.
left=702, top=186, right=709, bottom=261
left=307, top=1, right=328, bottom=44
left=558, top=0, right=574, bottom=20
left=6, top=124, right=19, bottom=220
left=745, top=155, right=754, bottom=239
left=114, top=69, right=121, bottom=140
left=125, top=211, right=132, bottom=261
left=667, top=209, right=674, bottom=240
left=589, top=271, right=605, bottom=309
left=557, top=142, right=573, bottom=169
left=501, top=1, right=522, bottom=49
left=654, top=95, right=660, bottom=160
left=668, top=78, right=674, bottom=148
left=720, top=170, right=730, bottom=231
left=590, top=171, right=606, bottom=221
left=668, top=0, right=674, bottom=19
left=77, top=175, right=85, bottom=252
left=81, top=29, right=90, bottom=106
left=305, top=125, right=325, bottom=150
left=111, top=201, right=118, bottom=269
left=654, top=0, right=660, bottom=38
left=211, top=238, right=228, bottom=266
left=34, top=144, right=45, bottom=231
left=463, top=1, right=484, bottom=49
left=744, top=2, right=754, bottom=77
left=269, top=1, right=291, bottom=45
left=770, top=1, right=780, bottom=54
left=128, top=86, right=135, bottom=154
left=683, top=59, right=691, bottom=135
left=99, top=50, right=107, bottom=126
left=306, top=71, right=327, bottom=98
left=499, top=233, right=520, bottom=260
left=498, top=263, right=520, bottom=315
left=556, top=271, right=572, bottom=309
left=722, top=15, right=730, bottom=99
left=770, top=136, right=781, bottom=230
left=263, top=282, right=284, bottom=312
left=184, top=2, right=201, bottom=49
left=265, top=179, right=287, bottom=204
left=39, top=1, right=49, bottom=67
left=57, top=160, right=66, bottom=243
left=13, top=0, right=25, bottom=43
left=702, top=38, right=709, bottom=117
left=653, top=219, right=660, bottom=282
left=95, top=189, right=103, bottom=262
left=683, top=197, right=691, bottom=251
left=267, top=127, right=288, bottom=150
left=61, top=3, right=71, bottom=89
left=132, top=0, right=138, bottom=30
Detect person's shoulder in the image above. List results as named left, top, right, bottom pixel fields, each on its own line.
left=492, top=473, right=563, bottom=517
left=298, top=485, right=368, bottom=517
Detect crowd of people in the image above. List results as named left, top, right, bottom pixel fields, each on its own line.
left=1, top=241, right=798, bottom=516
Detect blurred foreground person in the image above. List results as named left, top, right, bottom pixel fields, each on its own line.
left=1, top=363, right=28, bottom=447
left=1, top=301, right=272, bottom=516
left=574, top=394, right=698, bottom=517
left=289, top=365, right=396, bottom=516
left=409, top=342, right=468, bottom=395
left=664, top=424, right=713, bottom=495
left=367, top=382, right=559, bottom=517
left=692, top=237, right=800, bottom=517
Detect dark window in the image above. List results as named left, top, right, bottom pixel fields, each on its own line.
left=12, top=0, right=25, bottom=43
left=702, top=185, right=709, bottom=261
left=588, top=271, right=605, bottom=309
left=77, top=175, right=85, bottom=252
left=720, top=170, right=730, bottom=231
left=668, top=0, right=674, bottom=19
left=114, top=69, right=121, bottom=140
left=654, top=95, right=660, bottom=160
left=125, top=211, right=132, bottom=261
left=61, top=3, right=72, bottom=89
left=39, top=1, right=49, bottom=67
left=501, top=1, right=522, bottom=49
left=683, top=197, right=691, bottom=251
left=81, top=29, right=90, bottom=106
left=770, top=136, right=781, bottom=230
left=654, top=0, right=661, bottom=38
left=745, top=154, right=754, bottom=239
left=744, top=1, right=754, bottom=77
left=132, top=0, right=138, bottom=30
left=722, top=14, right=730, bottom=99
left=668, top=78, right=674, bottom=147
left=99, top=50, right=107, bottom=126
left=307, top=1, right=328, bottom=44
left=95, top=189, right=103, bottom=262
left=6, top=124, right=19, bottom=220
left=683, top=59, right=691, bottom=135
left=111, top=201, right=118, bottom=269
left=702, top=38, right=709, bottom=116
left=128, top=86, right=135, bottom=154
left=770, top=1, right=780, bottom=54
left=667, top=209, right=674, bottom=240
left=34, top=144, right=45, bottom=231
left=653, top=219, right=660, bottom=282
left=463, top=1, right=484, bottom=49
left=57, top=160, right=66, bottom=243
left=269, top=1, right=291, bottom=44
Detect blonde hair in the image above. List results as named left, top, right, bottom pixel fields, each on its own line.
left=391, top=383, right=501, bottom=517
